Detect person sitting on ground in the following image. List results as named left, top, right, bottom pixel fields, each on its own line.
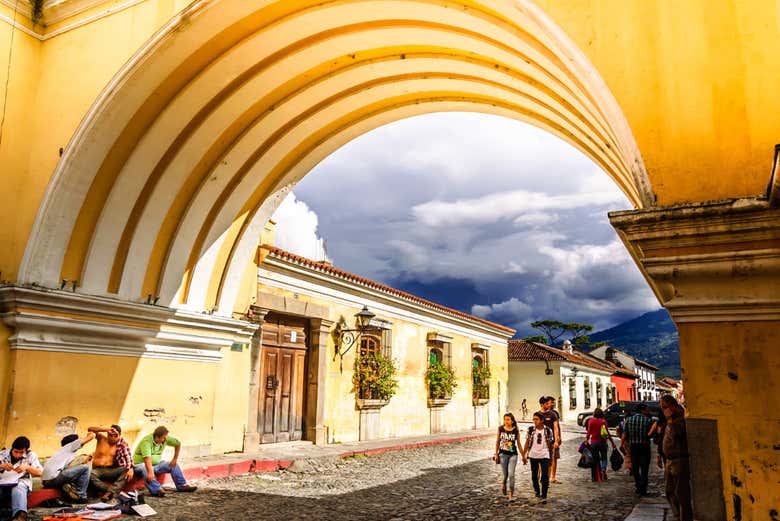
left=132, top=426, right=197, bottom=497
left=88, top=424, right=133, bottom=500
left=0, top=436, right=43, bottom=521
left=41, top=432, right=96, bottom=503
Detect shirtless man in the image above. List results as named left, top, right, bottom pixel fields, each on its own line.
left=88, top=425, right=133, bottom=500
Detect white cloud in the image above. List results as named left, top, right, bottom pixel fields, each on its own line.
left=472, top=297, right=533, bottom=321
left=270, top=192, right=330, bottom=262
left=412, top=190, right=626, bottom=227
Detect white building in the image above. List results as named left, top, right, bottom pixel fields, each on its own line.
left=507, top=340, right=614, bottom=423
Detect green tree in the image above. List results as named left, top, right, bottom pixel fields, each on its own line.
left=521, top=335, right=547, bottom=344
left=529, top=320, right=595, bottom=348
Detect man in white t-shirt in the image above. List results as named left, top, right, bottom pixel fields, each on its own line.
left=42, top=432, right=96, bottom=502
left=522, top=412, right=555, bottom=502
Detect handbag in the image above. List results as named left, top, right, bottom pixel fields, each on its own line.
left=610, top=447, right=624, bottom=471
left=577, top=444, right=594, bottom=468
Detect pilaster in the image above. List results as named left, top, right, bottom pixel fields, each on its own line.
left=243, top=307, right=269, bottom=450
left=610, top=198, right=780, bottom=521
left=308, top=318, right=333, bottom=445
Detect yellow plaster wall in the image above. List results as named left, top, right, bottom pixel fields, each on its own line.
left=5, top=349, right=229, bottom=457
left=210, top=346, right=251, bottom=454
left=0, top=323, right=14, bottom=443
left=678, top=322, right=780, bottom=521
left=535, top=0, right=780, bottom=205
left=259, top=283, right=509, bottom=443
left=0, top=15, right=41, bottom=282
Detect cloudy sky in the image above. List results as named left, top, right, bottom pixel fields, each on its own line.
left=272, top=112, right=659, bottom=337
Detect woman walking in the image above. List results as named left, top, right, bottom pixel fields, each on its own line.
left=493, top=413, right=520, bottom=501
left=584, top=408, right=616, bottom=481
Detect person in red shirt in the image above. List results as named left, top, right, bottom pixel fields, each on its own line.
left=584, top=408, right=616, bottom=481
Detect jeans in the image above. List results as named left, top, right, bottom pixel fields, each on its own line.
left=498, top=453, right=517, bottom=493
left=134, top=461, right=187, bottom=494
left=43, top=464, right=90, bottom=499
left=1, top=480, right=32, bottom=515
left=90, top=465, right=129, bottom=494
left=665, top=458, right=693, bottom=521
left=530, top=458, right=550, bottom=498
left=630, top=443, right=651, bottom=494
left=590, top=442, right=607, bottom=481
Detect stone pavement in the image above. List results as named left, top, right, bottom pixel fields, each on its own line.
left=27, top=425, right=667, bottom=520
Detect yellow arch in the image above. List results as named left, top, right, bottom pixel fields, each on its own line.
left=19, top=0, right=652, bottom=314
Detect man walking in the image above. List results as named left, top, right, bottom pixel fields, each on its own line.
left=42, top=432, right=96, bottom=502
left=0, top=436, right=43, bottom=521
left=88, top=424, right=133, bottom=499
left=661, top=395, right=693, bottom=521
left=537, top=396, right=561, bottom=483
left=624, top=404, right=654, bottom=495
left=132, top=425, right=197, bottom=497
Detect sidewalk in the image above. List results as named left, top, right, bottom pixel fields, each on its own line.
left=177, top=427, right=496, bottom=481
left=624, top=497, right=671, bottom=520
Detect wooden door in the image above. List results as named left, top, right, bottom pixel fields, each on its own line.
left=258, top=315, right=308, bottom=443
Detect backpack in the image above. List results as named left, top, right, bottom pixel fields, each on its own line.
left=117, top=490, right=145, bottom=515
left=526, top=425, right=555, bottom=456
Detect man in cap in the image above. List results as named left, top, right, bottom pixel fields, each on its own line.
left=42, top=432, right=96, bottom=502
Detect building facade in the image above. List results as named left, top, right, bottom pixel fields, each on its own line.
left=507, top=340, right=613, bottom=423
left=248, top=244, right=514, bottom=446
left=589, top=346, right=658, bottom=401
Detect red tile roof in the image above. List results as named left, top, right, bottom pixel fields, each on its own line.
left=259, top=245, right=516, bottom=335
left=508, top=340, right=616, bottom=373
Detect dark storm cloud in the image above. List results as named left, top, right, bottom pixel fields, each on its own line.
left=275, top=112, right=659, bottom=335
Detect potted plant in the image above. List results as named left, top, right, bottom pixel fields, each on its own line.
left=353, top=352, right=399, bottom=409
left=425, top=360, right=457, bottom=406
left=472, top=364, right=491, bottom=405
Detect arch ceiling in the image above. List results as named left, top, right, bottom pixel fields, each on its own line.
left=19, top=0, right=653, bottom=314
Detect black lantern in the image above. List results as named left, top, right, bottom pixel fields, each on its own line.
left=333, top=305, right=376, bottom=372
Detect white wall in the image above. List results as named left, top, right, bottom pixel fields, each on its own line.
left=559, top=368, right=612, bottom=422
left=507, top=361, right=561, bottom=419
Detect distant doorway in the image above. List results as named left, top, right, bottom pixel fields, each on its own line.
left=258, top=314, right=308, bottom=443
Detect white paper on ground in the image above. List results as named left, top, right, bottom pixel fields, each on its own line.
left=0, top=470, right=22, bottom=486
left=87, top=502, right=116, bottom=510
left=131, top=504, right=157, bottom=517
left=82, top=510, right=123, bottom=520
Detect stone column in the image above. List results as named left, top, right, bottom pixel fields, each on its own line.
left=243, top=308, right=269, bottom=450
left=307, top=318, right=333, bottom=445
left=610, top=199, right=780, bottom=521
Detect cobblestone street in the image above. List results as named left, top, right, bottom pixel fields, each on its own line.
left=134, top=430, right=663, bottom=521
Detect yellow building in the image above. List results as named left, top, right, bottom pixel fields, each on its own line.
left=249, top=243, right=514, bottom=446
left=1, top=1, right=779, bottom=518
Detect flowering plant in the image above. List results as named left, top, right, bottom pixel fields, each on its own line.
left=352, top=353, right=399, bottom=401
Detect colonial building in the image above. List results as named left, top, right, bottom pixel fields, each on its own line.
left=656, top=377, right=683, bottom=404
left=589, top=345, right=658, bottom=401
left=507, top=340, right=613, bottom=423
left=247, top=243, right=514, bottom=446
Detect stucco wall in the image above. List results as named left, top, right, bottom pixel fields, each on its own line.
left=678, top=321, right=779, bottom=521
left=259, top=274, right=509, bottom=443
left=4, top=349, right=242, bottom=458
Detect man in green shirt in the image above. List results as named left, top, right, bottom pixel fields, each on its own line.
left=132, top=426, right=197, bottom=496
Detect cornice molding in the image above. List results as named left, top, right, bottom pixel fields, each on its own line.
left=259, top=261, right=512, bottom=345
left=610, top=199, right=780, bottom=323
left=0, top=286, right=258, bottom=362
left=261, top=254, right=514, bottom=341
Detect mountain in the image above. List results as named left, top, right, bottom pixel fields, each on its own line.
left=589, top=309, right=680, bottom=378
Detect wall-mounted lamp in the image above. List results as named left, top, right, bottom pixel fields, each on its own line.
left=544, top=359, right=554, bottom=375
left=333, top=305, right=375, bottom=372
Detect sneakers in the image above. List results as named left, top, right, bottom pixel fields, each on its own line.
left=149, top=489, right=166, bottom=498
left=176, top=485, right=197, bottom=493
left=61, top=483, right=80, bottom=501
